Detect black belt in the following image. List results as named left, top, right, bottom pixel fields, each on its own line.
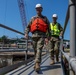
left=51, top=35, right=59, bottom=38
left=32, top=30, right=45, bottom=34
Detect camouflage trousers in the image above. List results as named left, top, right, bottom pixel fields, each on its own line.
left=32, top=37, right=44, bottom=63
left=49, top=40, right=60, bottom=60
left=45, top=38, right=60, bottom=60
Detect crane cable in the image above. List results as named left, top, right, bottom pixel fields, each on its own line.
left=4, top=0, right=7, bottom=24
left=3, top=0, right=7, bottom=35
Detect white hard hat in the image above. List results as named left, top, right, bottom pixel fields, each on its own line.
left=52, top=14, right=58, bottom=18
left=35, top=4, right=42, bottom=8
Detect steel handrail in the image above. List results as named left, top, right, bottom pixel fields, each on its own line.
left=60, top=1, right=76, bottom=74
left=63, top=7, right=69, bottom=36
left=0, top=24, right=24, bottom=35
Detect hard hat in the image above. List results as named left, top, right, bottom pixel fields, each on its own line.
left=35, top=4, right=42, bottom=8
left=52, top=14, right=58, bottom=18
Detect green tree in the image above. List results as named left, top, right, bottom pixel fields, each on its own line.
left=1, top=35, right=8, bottom=44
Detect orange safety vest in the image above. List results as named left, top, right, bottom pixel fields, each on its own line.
left=30, top=18, right=48, bottom=33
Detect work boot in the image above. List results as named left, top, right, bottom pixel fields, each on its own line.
left=34, top=63, right=40, bottom=71
left=50, top=60, right=55, bottom=65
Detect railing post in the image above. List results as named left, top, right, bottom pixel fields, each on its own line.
left=60, top=39, right=65, bottom=75
left=69, top=0, right=76, bottom=75
left=25, top=40, right=28, bottom=62
left=69, top=0, right=76, bottom=56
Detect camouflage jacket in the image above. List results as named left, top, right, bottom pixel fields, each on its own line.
left=25, top=15, right=50, bottom=38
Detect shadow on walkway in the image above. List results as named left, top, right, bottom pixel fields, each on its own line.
left=41, top=64, right=61, bottom=71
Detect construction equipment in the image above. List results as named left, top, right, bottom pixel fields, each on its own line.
left=17, top=0, right=27, bottom=32
left=17, top=0, right=28, bottom=61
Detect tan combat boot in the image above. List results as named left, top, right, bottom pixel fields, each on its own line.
left=34, top=62, right=40, bottom=71
left=50, top=60, right=55, bottom=65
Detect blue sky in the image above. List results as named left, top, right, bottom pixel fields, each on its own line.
left=0, top=0, right=70, bottom=40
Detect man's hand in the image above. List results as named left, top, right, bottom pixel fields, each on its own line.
left=59, top=31, right=63, bottom=38
left=45, top=38, right=49, bottom=45
left=25, top=33, right=29, bottom=39
left=60, top=31, right=63, bottom=37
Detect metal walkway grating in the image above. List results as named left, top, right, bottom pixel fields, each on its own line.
left=5, top=54, right=62, bottom=75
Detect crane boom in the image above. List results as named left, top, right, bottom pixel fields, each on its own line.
left=17, top=0, right=27, bottom=32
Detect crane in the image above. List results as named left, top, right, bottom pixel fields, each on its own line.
left=17, top=0, right=28, bottom=61
left=17, top=0, right=27, bottom=32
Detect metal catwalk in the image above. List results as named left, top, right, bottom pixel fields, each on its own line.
left=5, top=54, right=62, bottom=75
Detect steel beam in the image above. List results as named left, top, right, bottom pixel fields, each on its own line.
left=0, top=24, right=24, bottom=35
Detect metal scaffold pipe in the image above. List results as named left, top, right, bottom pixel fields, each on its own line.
left=69, top=0, right=76, bottom=56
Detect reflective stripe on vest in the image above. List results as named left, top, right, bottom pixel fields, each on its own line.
left=30, top=18, right=48, bottom=33
left=50, top=23, right=60, bottom=36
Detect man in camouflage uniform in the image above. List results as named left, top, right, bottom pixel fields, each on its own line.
left=49, top=14, right=63, bottom=65
left=25, top=4, right=50, bottom=71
